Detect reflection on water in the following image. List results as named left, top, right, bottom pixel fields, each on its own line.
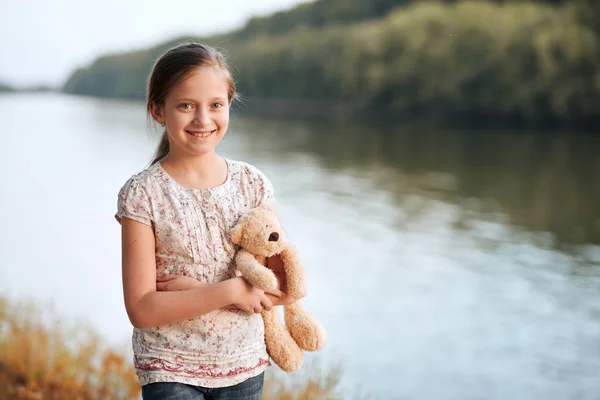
left=236, top=116, right=600, bottom=256
left=228, top=115, right=600, bottom=398
left=1, top=93, right=599, bottom=399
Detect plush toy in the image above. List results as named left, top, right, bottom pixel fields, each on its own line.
left=229, top=202, right=326, bottom=372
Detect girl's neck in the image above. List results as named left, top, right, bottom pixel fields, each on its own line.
left=160, top=151, right=228, bottom=189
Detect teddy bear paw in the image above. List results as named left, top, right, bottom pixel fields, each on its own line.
left=252, top=269, right=278, bottom=291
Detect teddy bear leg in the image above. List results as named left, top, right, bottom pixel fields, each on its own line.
left=284, top=302, right=327, bottom=352
left=262, top=308, right=304, bottom=372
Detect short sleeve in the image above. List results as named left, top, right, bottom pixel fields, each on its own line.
left=249, top=165, right=275, bottom=207
left=115, top=177, right=153, bottom=226
left=258, top=173, right=275, bottom=206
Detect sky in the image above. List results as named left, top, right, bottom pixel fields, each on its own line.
left=0, top=0, right=309, bottom=88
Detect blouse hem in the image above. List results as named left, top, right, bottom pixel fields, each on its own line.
left=136, top=359, right=270, bottom=388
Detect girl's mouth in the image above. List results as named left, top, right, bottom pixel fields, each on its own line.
left=186, top=129, right=216, bottom=139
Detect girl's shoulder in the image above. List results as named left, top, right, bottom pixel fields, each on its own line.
left=226, top=158, right=271, bottom=184
left=225, top=158, right=275, bottom=205
left=115, top=163, right=164, bottom=226
left=121, top=162, right=168, bottom=188
left=117, top=159, right=273, bottom=201
left=116, top=162, right=168, bottom=202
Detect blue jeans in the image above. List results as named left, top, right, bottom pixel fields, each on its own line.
left=141, top=372, right=265, bottom=400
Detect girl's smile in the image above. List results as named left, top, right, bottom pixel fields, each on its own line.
left=186, top=129, right=216, bottom=139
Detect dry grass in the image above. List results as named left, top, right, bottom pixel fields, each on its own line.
left=0, top=296, right=140, bottom=400
left=0, top=295, right=359, bottom=399
left=263, top=357, right=344, bottom=400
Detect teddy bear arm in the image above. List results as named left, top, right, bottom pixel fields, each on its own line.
left=236, top=250, right=278, bottom=291
left=280, top=247, right=307, bottom=299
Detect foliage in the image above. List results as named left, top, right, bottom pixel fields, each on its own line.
left=0, top=296, right=350, bottom=399
left=0, top=297, right=140, bottom=399
left=0, top=83, right=15, bottom=92
left=61, top=0, right=600, bottom=127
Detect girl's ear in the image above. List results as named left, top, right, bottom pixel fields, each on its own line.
left=149, top=102, right=164, bottom=125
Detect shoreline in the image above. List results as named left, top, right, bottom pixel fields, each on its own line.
left=4, top=90, right=598, bottom=132
left=232, top=97, right=600, bottom=133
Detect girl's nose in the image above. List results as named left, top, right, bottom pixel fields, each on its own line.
left=194, top=108, right=211, bottom=125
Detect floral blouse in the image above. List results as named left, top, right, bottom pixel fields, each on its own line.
left=115, top=158, right=274, bottom=388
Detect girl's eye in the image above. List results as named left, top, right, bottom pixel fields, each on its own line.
left=212, top=103, right=223, bottom=109
left=180, top=103, right=192, bottom=110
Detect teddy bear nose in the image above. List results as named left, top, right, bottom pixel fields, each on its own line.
left=268, top=232, right=279, bottom=242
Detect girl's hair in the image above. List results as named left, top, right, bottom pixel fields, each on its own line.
left=147, top=42, right=238, bottom=165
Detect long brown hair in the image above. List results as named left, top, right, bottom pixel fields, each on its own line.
left=146, top=42, right=238, bottom=165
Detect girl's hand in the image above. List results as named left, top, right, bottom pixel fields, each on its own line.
left=156, top=274, right=204, bottom=292
left=222, top=254, right=297, bottom=311
left=222, top=288, right=292, bottom=310
left=265, top=290, right=297, bottom=307
left=230, top=277, right=284, bottom=314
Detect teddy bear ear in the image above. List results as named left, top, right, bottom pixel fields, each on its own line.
left=229, top=222, right=244, bottom=244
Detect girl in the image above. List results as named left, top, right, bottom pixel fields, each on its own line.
left=115, top=42, right=295, bottom=399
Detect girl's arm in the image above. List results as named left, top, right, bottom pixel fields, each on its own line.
left=156, top=275, right=294, bottom=308
left=121, top=218, right=277, bottom=328
left=156, top=254, right=297, bottom=308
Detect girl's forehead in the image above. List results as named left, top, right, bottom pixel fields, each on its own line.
left=170, top=67, right=229, bottom=98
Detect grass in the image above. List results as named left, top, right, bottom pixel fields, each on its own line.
left=263, top=359, right=344, bottom=400
left=0, top=295, right=352, bottom=399
left=0, top=296, right=139, bottom=399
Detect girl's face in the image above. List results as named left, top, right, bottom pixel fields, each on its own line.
left=152, top=66, right=230, bottom=159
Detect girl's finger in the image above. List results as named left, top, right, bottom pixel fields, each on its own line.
left=261, top=298, right=273, bottom=312
left=265, top=289, right=284, bottom=298
left=156, top=275, right=174, bottom=281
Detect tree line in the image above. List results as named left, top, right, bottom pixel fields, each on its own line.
left=62, top=0, right=600, bottom=127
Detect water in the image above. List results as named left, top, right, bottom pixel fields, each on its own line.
left=1, top=92, right=599, bottom=399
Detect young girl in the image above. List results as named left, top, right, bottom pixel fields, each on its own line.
left=115, top=42, right=295, bottom=399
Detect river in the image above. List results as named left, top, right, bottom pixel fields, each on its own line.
left=1, top=92, right=599, bottom=399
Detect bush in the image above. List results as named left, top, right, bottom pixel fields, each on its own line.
left=0, top=296, right=350, bottom=399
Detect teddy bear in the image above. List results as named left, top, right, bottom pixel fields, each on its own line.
left=229, top=202, right=326, bottom=372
